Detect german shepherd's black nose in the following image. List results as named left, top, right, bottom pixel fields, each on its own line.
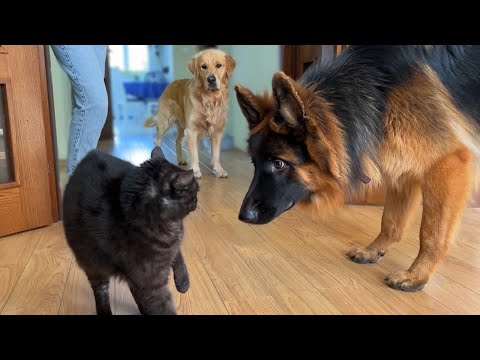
left=238, top=207, right=258, bottom=223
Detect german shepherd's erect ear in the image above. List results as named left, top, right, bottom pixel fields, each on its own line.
left=234, top=85, right=264, bottom=130
left=271, top=71, right=307, bottom=138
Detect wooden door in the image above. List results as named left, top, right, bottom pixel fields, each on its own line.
left=0, top=45, right=58, bottom=237
left=283, top=45, right=347, bottom=80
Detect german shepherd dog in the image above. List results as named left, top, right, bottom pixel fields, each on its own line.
left=235, top=45, right=480, bottom=292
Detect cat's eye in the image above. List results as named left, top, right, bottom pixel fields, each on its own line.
left=201, top=64, right=207, bottom=70
left=273, top=159, right=286, bottom=170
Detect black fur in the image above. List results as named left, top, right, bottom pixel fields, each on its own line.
left=62, top=149, right=198, bottom=315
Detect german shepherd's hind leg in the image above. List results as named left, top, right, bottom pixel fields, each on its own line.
left=87, top=274, right=112, bottom=315
left=176, top=127, right=187, bottom=165
left=348, top=179, right=420, bottom=264
left=385, top=148, right=473, bottom=292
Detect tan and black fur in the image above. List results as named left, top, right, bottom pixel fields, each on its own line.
left=235, top=45, right=480, bottom=292
left=144, top=49, right=236, bottom=179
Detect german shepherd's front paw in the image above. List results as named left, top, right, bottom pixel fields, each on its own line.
left=347, top=246, right=386, bottom=264
left=213, top=167, right=228, bottom=178
left=384, top=270, right=427, bottom=292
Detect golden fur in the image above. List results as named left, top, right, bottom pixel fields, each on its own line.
left=144, top=49, right=236, bottom=178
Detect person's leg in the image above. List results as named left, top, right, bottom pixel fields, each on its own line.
left=92, top=45, right=108, bottom=78
left=51, top=45, right=108, bottom=176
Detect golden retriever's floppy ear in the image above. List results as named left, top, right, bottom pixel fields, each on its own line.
left=235, top=84, right=263, bottom=130
left=225, top=55, right=236, bottom=78
left=271, top=71, right=306, bottom=135
left=188, top=56, right=198, bottom=78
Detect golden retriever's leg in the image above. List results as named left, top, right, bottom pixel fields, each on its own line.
left=385, top=148, right=473, bottom=292
left=185, top=128, right=202, bottom=178
left=210, top=131, right=228, bottom=178
left=176, top=127, right=187, bottom=165
left=153, top=117, right=171, bottom=147
left=348, top=179, right=420, bottom=264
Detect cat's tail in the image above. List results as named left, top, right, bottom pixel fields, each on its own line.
left=144, top=115, right=158, bottom=128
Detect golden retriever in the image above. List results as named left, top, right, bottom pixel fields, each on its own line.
left=144, top=48, right=236, bottom=179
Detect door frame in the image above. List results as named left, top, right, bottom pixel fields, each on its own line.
left=40, top=45, right=60, bottom=222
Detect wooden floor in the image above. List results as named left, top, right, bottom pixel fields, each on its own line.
left=2, top=129, right=480, bottom=314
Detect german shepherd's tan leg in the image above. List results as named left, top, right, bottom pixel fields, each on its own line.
left=176, top=127, right=187, bottom=165
left=385, top=148, right=473, bottom=292
left=185, top=128, right=202, bottom=179
left=348, top=179, right=421, bottom=264
left=210, top=131, right=228, bottom=178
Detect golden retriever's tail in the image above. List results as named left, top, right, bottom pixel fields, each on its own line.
left=143, top=115, right=158, bottom=128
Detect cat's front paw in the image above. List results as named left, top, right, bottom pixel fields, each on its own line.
left=174, top=274, right=190, bottom=293
left=214, top=167, right=228, bottom=178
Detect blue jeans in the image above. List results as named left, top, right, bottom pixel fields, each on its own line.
left=51, top=45, right=108, bottom=176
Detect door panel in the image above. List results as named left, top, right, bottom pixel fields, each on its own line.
left=0, top=45, right=57, bottom=237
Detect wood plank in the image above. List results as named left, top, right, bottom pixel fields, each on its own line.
left=321, top=286, right=398, bottom=315
left=229, top=243, right=341, bottom=314
left=2, top=222, right=72, bottom=314
left=186, top=210, right=284, bottom=311
left=58, top=262, right=97, bottom=315
left=170, top=259, right=229, bottom=315
left=0, top=225, right=45, bottom=312
left=223, top=296, right=284, bottom=315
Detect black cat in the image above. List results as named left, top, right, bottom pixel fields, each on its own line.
left=62, top=146, right=199, bottom=315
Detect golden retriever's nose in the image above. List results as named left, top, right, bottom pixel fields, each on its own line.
left=207, top=75, right=216, bottom=85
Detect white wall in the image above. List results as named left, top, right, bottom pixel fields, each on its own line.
left=219, top=45, right=281, bottom=152
left=49, top=47, right=72, bottom=160
left=172, top=45, right=198, bottom=80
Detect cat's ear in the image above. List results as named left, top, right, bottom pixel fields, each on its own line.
left=173, top=170, right=195, bottom=190
left=151, top=146, right=166, bottom=159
